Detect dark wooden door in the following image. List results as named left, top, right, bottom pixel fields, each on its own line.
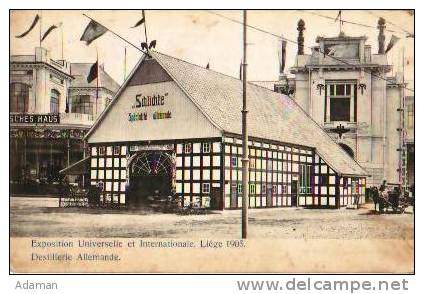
left=291, top=180, right=298, bottom=207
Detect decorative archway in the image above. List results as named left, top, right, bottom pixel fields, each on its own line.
left=128, top=151, right=175, bottom=207
left=339, top=143, right=355, bottom=158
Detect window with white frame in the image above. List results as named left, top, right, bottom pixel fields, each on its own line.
left=249, top=184, right=256, bottom=194
left=202, top=142, right=211, bottom=153
left=231, top=156, right=238, bottom=167
left=325, top=81, right=356, bottom=122
left=299, top=164, right=312, bottom=194
left=202, top=183, right=210, bottom=194
left=113, top=146, right=120, bottom=156
left=98, top=146, right=106, bottom=156
left=184, top=143, right=192, bottom=153
left=237, top=183, right=242, bottom=194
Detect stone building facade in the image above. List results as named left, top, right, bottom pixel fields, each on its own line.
left=273, top=19, right=413, bottom=187
left=10, top=47, right=119, bottom=190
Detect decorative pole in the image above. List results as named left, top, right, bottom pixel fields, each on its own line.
left=378, top=17, right=386, bottom=55
left=241, top=10, right=249, bottom=239
left=297, top=19, right=305, bottom=55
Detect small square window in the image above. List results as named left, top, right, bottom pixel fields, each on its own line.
left=202, top=183, right=210, bottom=194
left=113, top=146, right=120, bottom=156
left=272, top=185, right=277, bottom=194
left=202, top=143, right=211, bottom=153
left=184, top=143, right=192, bottom=154
left=98, top=147, right=106, bottom=156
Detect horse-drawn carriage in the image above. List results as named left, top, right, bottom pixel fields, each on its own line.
left=369, top=183, right=414, bottom=213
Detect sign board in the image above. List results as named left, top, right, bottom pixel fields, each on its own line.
left=10, top=114, right=60, bottom=124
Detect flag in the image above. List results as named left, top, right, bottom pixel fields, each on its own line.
left=140, top=42, right=148, bottom=50
left=278, top=38, right=287, bottom=73
left=41, top=22, right=62, bottom=42
left=16, top=14, right=40, bottom=38
left=149, top=40, right=156, bottom=49
left=87, top=61, right=98, bottom=83
left=80, top=20, right=108, bottom=45
left=131, top=13, right=145, bottom=28
left=385, top=35, right=400, bottom=54
left=335, top=10, right=341, bottom=22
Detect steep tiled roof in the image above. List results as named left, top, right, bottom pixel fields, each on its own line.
left=70, top=63, right=120, bottom=92
left=87, top=50, right=367, bottom=176
left=151, top=51, right=366, bottom=176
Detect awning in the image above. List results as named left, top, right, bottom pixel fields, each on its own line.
left=59, top=157, right=90, bottom=175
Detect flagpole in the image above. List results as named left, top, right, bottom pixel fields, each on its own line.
left=39, top=10, right=42, bottom=47
left=61, top=24, right=64, bottom=60
left=241, top=10, right=249, bottom=239
left=96, top=47, right=99, bottom=117
left=142, top=10, right=148, bottom=47
left=82, top=14, right=147, bottom=54
left=124, top=46, right=127, bottom=80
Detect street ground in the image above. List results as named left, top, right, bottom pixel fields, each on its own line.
left=10, top=196, right=414, bottom=239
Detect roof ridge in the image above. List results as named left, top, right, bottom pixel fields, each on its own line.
left=151, top=50, right=290, bottom=95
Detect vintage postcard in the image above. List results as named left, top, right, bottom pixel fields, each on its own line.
left=9, top=9, right=414, bottom=273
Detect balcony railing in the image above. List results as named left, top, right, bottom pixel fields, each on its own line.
left=60, top=112, right=95, bottom=126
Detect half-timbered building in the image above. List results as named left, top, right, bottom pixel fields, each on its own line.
left=85, top=50, right=367, bottom=209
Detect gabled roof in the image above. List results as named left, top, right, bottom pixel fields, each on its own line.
left=70, top=63, right=120, bottom=92
left=87, top=50, right=367, bottom=176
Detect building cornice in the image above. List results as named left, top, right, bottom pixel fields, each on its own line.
left=10, top=61, right=74, bottom=80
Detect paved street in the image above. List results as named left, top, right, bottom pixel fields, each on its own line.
left=10, top=197, right=414, bottom=239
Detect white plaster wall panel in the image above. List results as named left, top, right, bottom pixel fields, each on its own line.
left=106, top=170, right=112, bottom=180
left=176, top=183, right=182, bottom=193
left=212, top=142, right=221, bottom=152
left=91, top=147, right=97, bottom=156
left=192, top=143, right=201, bottom=154
left=121, top=158, right=127, bottom=167
left=176, top=170, right=182, bottom=180
left=203, top=169, right=210, bottom=180
left=184, top=183, right=190, bottom=193
left=120, top=182, right=126, bottom=192
left=113, top=170, right=119, bottom=179
left=88, top=81, right=221, bottom=143
left=176, top=157, right=182, bottom=167
left=114, top=158, right=120, bottom=167
left=98, top=158, right=104, bottom=168
left=213, top=156, right=220, bottom=166
left=90, top=170, right=97, bottom=180
left=91, top=158, right=97, bottom=168
left=193, top=169, right=200, bottom=180
left=212, top=169, right=220, bottom=180
left=121, top=169, right=127, bottom=179
left=203, top=156, right=210, bottom=166
left=106, top=158, right=112, bottom=167
left=193, top=156, right=200, bottom=167
left=184, top=157, right=190, bottom=167
left=184, top=170, right=190, bottom=180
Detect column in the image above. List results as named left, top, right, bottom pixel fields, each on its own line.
left=350, top=84, right=355, bottom=122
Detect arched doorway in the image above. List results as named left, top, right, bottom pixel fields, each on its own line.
left=128, top=151, right=175, bottom=207
left=339, top=143, right=354, bottom=158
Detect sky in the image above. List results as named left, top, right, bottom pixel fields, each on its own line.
left=10, top=10, right=414, bottom=90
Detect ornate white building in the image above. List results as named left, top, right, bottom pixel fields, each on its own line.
left=10, top=47, right=119, bottom=190
left=274, top=18, right=413, bottom=187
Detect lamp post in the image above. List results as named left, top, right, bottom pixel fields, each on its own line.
left=241, top=10, right=249, bottom=239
